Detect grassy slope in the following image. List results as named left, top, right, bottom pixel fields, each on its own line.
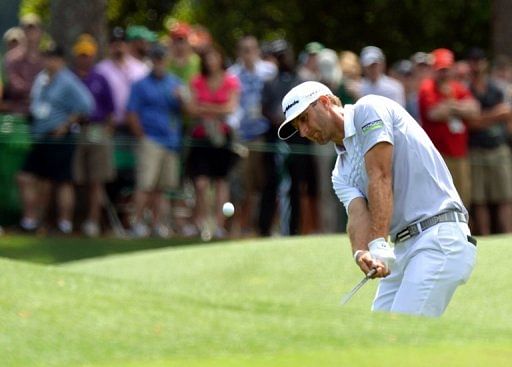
left=1, top=235, right=511, bottom=366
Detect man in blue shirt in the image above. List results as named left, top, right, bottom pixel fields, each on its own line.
left=127, top=44, right=184, bottom=238
left=18, top=44, right=94, bottom=234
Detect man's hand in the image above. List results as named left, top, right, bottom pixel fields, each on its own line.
left=52, top=123, right=69, bottom=137
left=354, top=238, right=395, bottom=278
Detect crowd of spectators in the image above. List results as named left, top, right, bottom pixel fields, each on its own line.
left=2, top=14, right=512, bottom=239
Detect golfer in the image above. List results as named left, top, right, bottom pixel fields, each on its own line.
left=278, top=81, right=477, bottom=317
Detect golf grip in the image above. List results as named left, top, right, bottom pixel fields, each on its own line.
left=366, top=268, right=378, bottom=278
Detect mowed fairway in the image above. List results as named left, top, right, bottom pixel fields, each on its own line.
left=1, top=234, right=511, bottom=367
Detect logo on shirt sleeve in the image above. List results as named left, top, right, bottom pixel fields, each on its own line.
left=361, top=119, right=384, bottom=135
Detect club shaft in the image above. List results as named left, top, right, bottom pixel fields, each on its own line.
left=340, top=268, right=377, bottom=305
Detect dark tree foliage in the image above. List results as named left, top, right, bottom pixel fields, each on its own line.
left=42, top=0, right=493, bottom=63
left=108, top=0, right=176, bottom=31
left=193, top=0, right=491, bottom=61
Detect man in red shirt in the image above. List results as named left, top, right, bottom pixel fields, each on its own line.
left=418, top=48, right=480, bottom=206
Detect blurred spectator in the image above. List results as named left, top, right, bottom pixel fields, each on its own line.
left=491, top=55, right=512, bottom=106
left=187, top=25, right=213, bottom=53
left=360, top=45, right=405, bottom=105
left=96, top=27, right=149, bottom=127
left=338, top=50, right=362, bottom=104
left=1, top=13, right=44, bottom=115
left=95, top=27, right=149, bottom=215
left=314, top=48, right=343, bottom=233
left=167, top=22, right=200, bottom=85
left=17, top=44, right=94, bottom=233
left=3, top=27, right=26, bottom=52
left=261, top=40, right=308, bottom=236
left=411, top=51, right=433, bottom=81
left=467, top=47, right=512, bottom=234
left=409, top=52, right=434, bottom=122
left=317, top=48, right=343, bottom=90
left=418, top=48, right=480, bottom=207
left=127, top=44, right=184, bottom=238
left=297, top=41, right=324, bottom=81
left=227, top=35, right=277, bottom=235
left=186, top=44, right=240, bottom=239
left=126, top=25, right=156, bottom=65
left=390, top=59, right=419, bottom=120
left=454, top=60, right=471, bottom=87
left=71, top=34, right=115, bottom=237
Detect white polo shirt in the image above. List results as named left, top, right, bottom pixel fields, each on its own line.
left=331, top=95, right=466, bottom=239
left=361, top=75, right=406, bottom=107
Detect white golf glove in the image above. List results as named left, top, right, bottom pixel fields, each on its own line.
left=368, top=237, right=396, bottom=270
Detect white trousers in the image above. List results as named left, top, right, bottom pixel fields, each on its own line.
left=372, top=222, right=477, bottom=317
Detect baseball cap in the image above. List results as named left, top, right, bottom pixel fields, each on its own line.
left=360, top=46, right=385, bottom=67
left=466, top=47, right=486, bottom=61
left=317, top=48, right=342, bottom=85
left=72, top=34, right=98, bottom=57
left=431, top=48, right=454, bottom=70
left=3, top=27, right=25, bottom=43
left=169, top=22, right=191, bottom=40
left=392, top=59, right=413, bottom=76
left=304, top=41, right=324, bottom=55
left=411, top=51, right=433, bottom=65
left=109, top=27, right=126, bottom=42
left=149, top=43, right=168, bottom=59
left=278, top=81, right=334, bottom=140
left=20, top=13, right=41, bottom=27
left=126, top=25, right=157, bottom=42
left=43, top=43, right=65, bottom=58
left=269, top=39, right=290, bottom=55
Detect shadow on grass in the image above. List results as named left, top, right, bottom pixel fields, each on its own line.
left=0, top=233, right=211, bottom=265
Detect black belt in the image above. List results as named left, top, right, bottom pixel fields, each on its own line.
left=395, top=211, right=474, bottom=244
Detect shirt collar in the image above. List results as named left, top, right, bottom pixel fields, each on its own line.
left=333, top=104, right=355, bottom=155
left=343, top=104, right=356, bottom=139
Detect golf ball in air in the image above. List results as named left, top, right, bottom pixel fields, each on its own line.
left=222, top=202, right=235, bottom=217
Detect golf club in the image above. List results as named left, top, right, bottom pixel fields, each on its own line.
left=340, top=268, right=377, bottom=305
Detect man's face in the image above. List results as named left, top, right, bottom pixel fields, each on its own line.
left=152, top=56, right=167, bottom=76
left=238, top=38, right=259, bottom=66
left=291, top=99, right=331, bottom=145
left=74, top=53, right=95, bottom=70
left=44, top=55, right=64, bottom=73
left=434, top=67, right=451, bottom=83
left=468, top=58, right=487, bottom=75
left=364, top=62, right=383, bottom=80
left=23, top=24, right=42, bottom=44
left=109, top=40, right=127, bottom=59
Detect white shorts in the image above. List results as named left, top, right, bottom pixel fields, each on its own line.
left=372, top=222, right=477, bottom=317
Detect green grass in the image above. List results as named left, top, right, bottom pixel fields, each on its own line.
left=1, top=234, right=511, bottom=366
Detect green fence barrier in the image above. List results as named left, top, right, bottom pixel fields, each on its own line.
left=0, top=114, right=31, bottom=224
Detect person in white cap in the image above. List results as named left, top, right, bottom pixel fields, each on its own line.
left=278, top=81, right=477, bottom=317
left=360, top=46, right=405, bottom=106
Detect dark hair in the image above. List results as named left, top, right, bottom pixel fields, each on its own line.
left=199, top=43, right=227, bottom=76
left=43, top=43, right=65, bottom=58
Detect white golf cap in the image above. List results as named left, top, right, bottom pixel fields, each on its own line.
left=278, top=81, right=333, bottom=140
left=360, top=46, right=385, bottom=67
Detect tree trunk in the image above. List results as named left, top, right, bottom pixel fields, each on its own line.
left=49, top=0, right=107, bottom=60
left=492, top=0, right=512, bottom=57
left=0, top=0, right=21, bottom=53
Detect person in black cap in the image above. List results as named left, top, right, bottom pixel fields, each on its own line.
left=466, top=47, right=512, bottom=234
left=95, top=27, right=150, bottom=222
left=126, top=43, right=185, bottom=238
left=261, top=40, right=319, bottom=236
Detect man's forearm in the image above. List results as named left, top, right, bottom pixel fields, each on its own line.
left=347, top=198, right=372, bottom=254
left=367, top=174, right=393, bottom=240
left=364, top=142, right=394, bottom=240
